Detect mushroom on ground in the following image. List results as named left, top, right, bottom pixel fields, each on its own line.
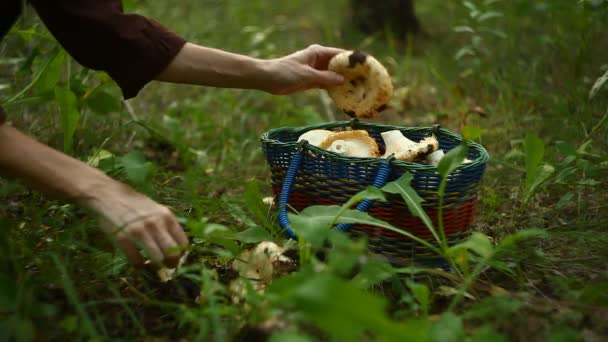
left=229, top=241, right=296, bottom=303
left=319, top=130, right=380, bottom=158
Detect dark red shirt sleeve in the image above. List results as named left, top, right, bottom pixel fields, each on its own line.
left=29, top=0, right=187, bottom=99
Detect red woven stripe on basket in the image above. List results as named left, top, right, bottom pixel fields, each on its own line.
left=274, top=188, right=478, bottom=239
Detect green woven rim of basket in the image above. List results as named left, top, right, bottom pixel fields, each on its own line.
left=261, top=120, right=490, bottom=170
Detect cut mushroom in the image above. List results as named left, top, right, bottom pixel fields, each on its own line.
left=380, top=130, right=439, bottom=162
left=297, top=129, right=334, bottom=147
left=319, top=130, right=379, bottom=158
left=381, top=130, right=418, bottom=158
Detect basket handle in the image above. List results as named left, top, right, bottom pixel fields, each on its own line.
left=277, top=147, right=392, bottom=240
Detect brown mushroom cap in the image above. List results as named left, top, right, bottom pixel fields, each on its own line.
left=319, top=130, right=380, bottom=157
left=326, top=51, right=393, bottom=118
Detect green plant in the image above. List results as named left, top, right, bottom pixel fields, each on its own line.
left=453, top=0, right=507, bottom=77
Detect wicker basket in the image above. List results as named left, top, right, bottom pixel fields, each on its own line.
left=260, top=120, right=489, bottom=266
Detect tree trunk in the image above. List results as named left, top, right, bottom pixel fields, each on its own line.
left=351, top=0, right=420, bottom=40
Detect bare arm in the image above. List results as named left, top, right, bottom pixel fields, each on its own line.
left=0, top=125, right=188, bottom=268
left=156, top=43, right=345, bottom=94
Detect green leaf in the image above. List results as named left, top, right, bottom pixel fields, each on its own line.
left=449, top=232, right=494, bottom=258
left=523, top=133, right=545, bottom=192
left=461, top=126, right=486, bottom=141
left=54, top=87, right=80, bottom=153
left=453, top=26, right=475, bottom=33
left=438, top=144, right=469, bottom=179
left=85, top=88, right=121, bottom=114
left=288, top=206, right=439, bottom=253
left=430, top=312, right=464, bottom=342
left=477, top=11, right=503, bottom=22
left=381, top=173, right=437, bottom=241
left=342, top=186, right=386, bottom=210
left=119, top=151, right=152, bottom=186
left=34, top=51, right=65, bottom=95
left=495, top=229, right=548, bottom=252
left=351, top=257, right=396, bottom=289
left=407, top=280, right=430, bottom=316
left=269, top=273, right=429, bottom=341
left=234, top=226, right=272, bottom=244
left=523, top=163, right=555, bottom=203
left=244, top=179, right=273, bottom=229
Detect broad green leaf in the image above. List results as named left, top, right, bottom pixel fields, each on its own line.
left=87, top=149, right=114, bottom=167
left=54, top=87, right=80, bottom=153
left=85, top=88, right=121, bottom=114
left=523, top=163, right=555, bottom=203
left=351, top=257, right=396, bottom=289
left=342, top=186, right=386, bottom=210
left=461, top=126, right=486, bottom=141
left=448, top=232, right=494, bottom=258
left=327, top=231, right=367, bottom=276
left=381, top=173, right=437, bottom=241
left=244, top=179, right=272, bottom=228
left=119, top=151, right=152, bottom=186
left=523, top=133, right=545, bottom=192
left=407, top=280, right=430, bottom=316
left=270, top=273, right=429, bottom=341
left=234, top=226, right=272, bottom=244
left=430, top=312, right=464, bottom=342
left=438, top=144, right=469, bottom=179
left=289, top=206, right=439, bottom=253
left=34, top=51, right=65, bottom=95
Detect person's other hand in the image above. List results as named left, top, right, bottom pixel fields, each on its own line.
left=85, top=181, right=189, bottom=268
left=262, top=44, right=346, bottom=95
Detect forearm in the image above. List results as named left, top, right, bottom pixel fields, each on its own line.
left=0, top=125, right=112, bottom=206
left=155, top=43, right=272, bottom=90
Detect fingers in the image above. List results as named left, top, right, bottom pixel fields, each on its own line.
left=166, top=214, right=189, bottom=247
left=112, top=209, right=189, bottom=268
left=115, top=235, right=145, bottom=267
left=306, top=44, right=346, bottom=70
left=152, top=228, right=182, bottom=268
left=312, top=69, right=345, bottom=88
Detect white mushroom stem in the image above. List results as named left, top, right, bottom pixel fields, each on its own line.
left=297, top=130, right=334, bottom=147
left=381, top=130, right=417, bottom=157
left=426, top=149, right=445, bottom=166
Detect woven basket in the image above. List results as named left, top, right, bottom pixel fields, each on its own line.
left=260, top=120, right=489, bottom=266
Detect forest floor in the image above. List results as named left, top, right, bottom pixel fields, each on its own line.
left=1, top=1, right=607, bottom=341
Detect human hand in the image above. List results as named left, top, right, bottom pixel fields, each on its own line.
left=85, top=181, right=189, bottom=268
left=262, top=44, right=346, bottom=95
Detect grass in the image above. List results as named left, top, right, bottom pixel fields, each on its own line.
left=1, top=0, right=608, bottom=340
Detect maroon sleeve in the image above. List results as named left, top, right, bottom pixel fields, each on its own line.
left=30, top=0, right=187, bottom=99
